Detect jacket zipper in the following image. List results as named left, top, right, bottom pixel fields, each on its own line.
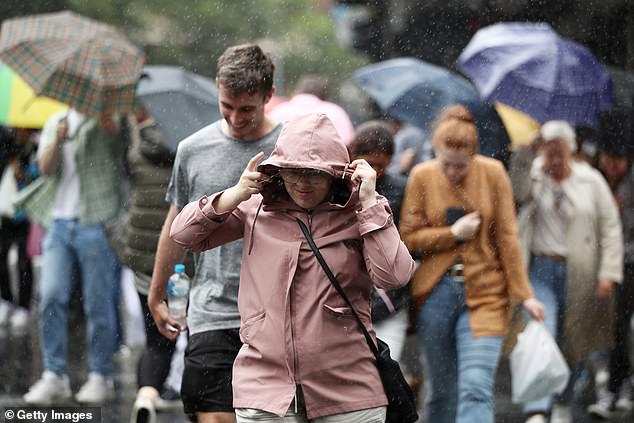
left=291, top=211, right=313, bottom=414
left=290, top=284, right=299, bottom=412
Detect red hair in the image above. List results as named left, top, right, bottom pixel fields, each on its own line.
left=431, top=105, right=479, bottom=155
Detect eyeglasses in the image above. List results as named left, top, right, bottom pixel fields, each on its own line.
left=278, top=168, right=330, bottom=184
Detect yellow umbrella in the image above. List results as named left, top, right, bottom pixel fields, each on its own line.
left=0, top=62, right=67, bottom=128
left=494, top=102, right=540, bottom=149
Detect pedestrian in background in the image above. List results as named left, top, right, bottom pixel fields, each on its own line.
left=114, top=103, right=192, bottom=423
left=268, top=74, right=355, bottom=144
left=587, top=143, right=634, bottom=419
left=512, top=121, right=623, bottom=423
left=170, top=113, right=415, bottom=422
left=382, top=115, right=432, bottom=177
left=19, top=108, right=128, bottom=405
left=147, top=43, right=282, bottom=423
left=348, top=120, right=410, bottom=360
left=0, top=127, right=38, bottom=332
left=399, top=105, right=544, bottom=423
left=0, top=126, right=37, bottom=331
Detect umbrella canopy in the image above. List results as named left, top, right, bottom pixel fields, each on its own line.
left=353, top=57, right=511, bottom=160
left=457, top=22, right=613, bottom=127
left=494, top=103, right=540, bottom=149
left=597, top=67, right=634, bottom=154
left=136, top=65, right=220, bottom=152
left=0, top=62, right=67, bottom=128
left=0, top=11, right=144, bottom=117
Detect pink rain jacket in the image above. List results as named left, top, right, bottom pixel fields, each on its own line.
left=170, top=114, right=415, bottom=419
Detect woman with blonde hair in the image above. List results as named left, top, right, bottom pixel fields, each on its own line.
left=399, top=105, right=544, bottom=423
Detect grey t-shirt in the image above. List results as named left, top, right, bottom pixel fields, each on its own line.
left=166, top=120, right=282, bottom=335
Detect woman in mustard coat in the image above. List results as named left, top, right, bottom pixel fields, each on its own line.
left=399, top=105, right=544, bottom=423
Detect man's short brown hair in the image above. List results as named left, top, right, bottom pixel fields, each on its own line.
left=216, top=44, right=274, bottom=97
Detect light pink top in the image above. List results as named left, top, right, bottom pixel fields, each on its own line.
left=268, top=94, right=355, bottom=144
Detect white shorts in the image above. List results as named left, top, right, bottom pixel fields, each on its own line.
left=236, top=392, right=386, bottom=423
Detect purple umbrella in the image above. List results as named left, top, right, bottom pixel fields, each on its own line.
left=457, top=22, right=613, bottom=127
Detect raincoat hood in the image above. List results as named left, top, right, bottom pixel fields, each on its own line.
left=258, top=113, right=355, bottom=208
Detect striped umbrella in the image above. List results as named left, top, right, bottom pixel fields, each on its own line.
left=0, top=11, right=144, bottom=117
left=0, top=62, right=67, bottom=128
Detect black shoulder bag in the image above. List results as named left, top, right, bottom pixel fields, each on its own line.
left=296, top=218, right=418, bottom=423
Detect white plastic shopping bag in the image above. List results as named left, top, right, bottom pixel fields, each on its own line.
left=510, top=320, right=570, bottom=403
left=0, top=165, right=18, bottom=218
left=120, top=267, right=146, bottom=349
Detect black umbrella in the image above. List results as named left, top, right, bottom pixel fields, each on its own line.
left=598, top=68, right=634, bottom=155
left=137, top=65, right=220, bottom=152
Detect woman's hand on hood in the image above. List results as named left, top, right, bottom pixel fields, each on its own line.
left=349, top=159, right=378, bottom=210
left=214, top=152, right=271, bottom=213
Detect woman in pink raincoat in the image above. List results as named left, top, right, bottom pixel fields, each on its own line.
left=170, top=113, right=415, bottom=422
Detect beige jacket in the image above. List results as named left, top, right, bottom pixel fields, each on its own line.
left=517, top=157, right=623, bottom=362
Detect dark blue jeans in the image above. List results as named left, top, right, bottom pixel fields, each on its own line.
left=608, top=263, right=634, bottom=393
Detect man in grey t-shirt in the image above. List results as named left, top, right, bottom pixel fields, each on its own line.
left=148, top=44, right=281, bottom=423
left=167, top=122, right=280, bottom=334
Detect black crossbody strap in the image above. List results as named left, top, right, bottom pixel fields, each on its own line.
left=296, top=218, right=380, bottom=358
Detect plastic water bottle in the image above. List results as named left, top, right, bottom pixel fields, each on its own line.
left=167, top=263, right=190, bottom=329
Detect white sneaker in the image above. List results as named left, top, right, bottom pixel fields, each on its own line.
left=525, top=414, right=547, bottom=423
left=9, top=307, right=29, bottom=332
left=615, top=379, right=633, bottom=411
left=550, top=404, right=572, bottom=423
left=595, top=366, right=610, bottom=387
left=0, top=301, right=12, bottom=325
left=587, top=386, right=614, bottom=420
left=75, top=372, right=115, bottom=405
left=130, top=397, right=157, bottom=423
left=23, top=370, right=72, bottom=405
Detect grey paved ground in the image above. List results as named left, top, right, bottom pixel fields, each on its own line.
left=0, top=313, right=188, bottom=423
left=0, top=255, right=187, bottom=423
left=3, top=317, right=633, bottom=422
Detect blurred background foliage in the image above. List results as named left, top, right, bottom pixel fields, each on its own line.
left=2, top=0, right=633, bottom=119
left=0, top=0, right=368, bottom=98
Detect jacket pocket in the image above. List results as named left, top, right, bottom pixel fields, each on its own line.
left=323, top=304, right=359, bottom=339
left=239, top=311, right=266, bottom=344
left=323, top=304, right=355, bottom=318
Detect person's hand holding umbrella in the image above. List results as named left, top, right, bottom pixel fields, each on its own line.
left=37, top=116, right=69, bottom=176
